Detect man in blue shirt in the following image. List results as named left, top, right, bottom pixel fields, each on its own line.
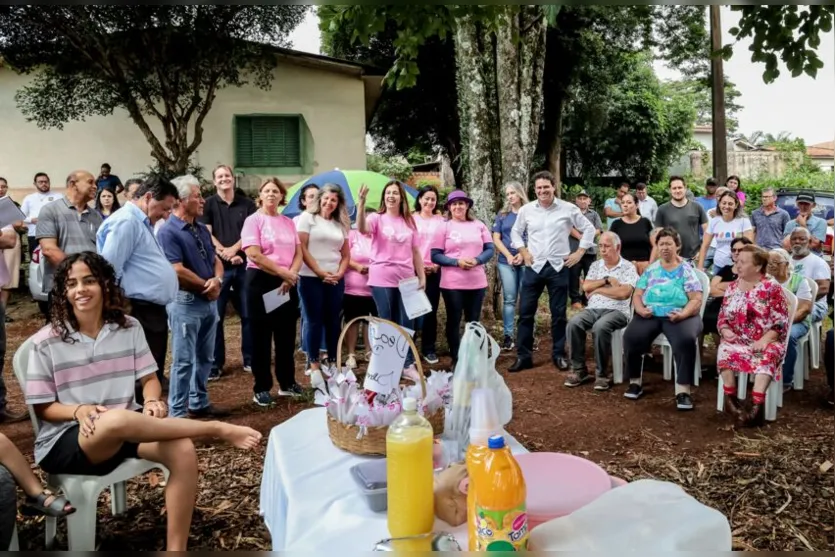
left=97, top=176, right=179, bottom=395
left=157, top=175, right=226, bottom=419
left=782, top=192, right=828, bottom=255
left=95, top=163, right=123, bottom=194
left=695, top=177, right=718, bottom=215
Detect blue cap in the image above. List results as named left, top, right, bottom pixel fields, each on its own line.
left=488, top=435, right=505, bottom=449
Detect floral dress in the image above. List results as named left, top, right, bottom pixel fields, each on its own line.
left=716, top=277, right=789, bottom=379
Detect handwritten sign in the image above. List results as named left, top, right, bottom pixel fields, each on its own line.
left=363, top=321, right=414, bottom=394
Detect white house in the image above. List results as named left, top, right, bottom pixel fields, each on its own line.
left=0, top=47, right=384, bottom=199
left=807, top=141, right=834, bottom=172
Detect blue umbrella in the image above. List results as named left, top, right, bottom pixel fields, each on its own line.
left=282, top=170, right=419, bottom=221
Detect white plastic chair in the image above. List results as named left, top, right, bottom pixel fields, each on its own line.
left=658, top=269, right=711, bottom=387
left=9, top=526, right=18, bottom=550
left=13, top=338, right=169, bottom=550
left=716, top=287, right=797, bottom=422
left=805, top=277, right=822, bottom=372
left=794, top=278, right=818, bottom=390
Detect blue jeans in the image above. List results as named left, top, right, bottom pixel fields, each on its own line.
left=371, top=286, right=415, bottom=367
left=811, top=300, right=827, bottom=323
left=298, top=287, right=327, bottom=355
left=167, top=292, right=218, bottom=418
left=498, top=262, right=523, bottom=338
left=782, top=322, right=810, bottom=385
left=214, top=265, right=252, bottom=370
left=298, top=276, right=345, bottom=364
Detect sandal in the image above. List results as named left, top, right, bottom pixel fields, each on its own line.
left=22, top=489, right=76, bottom=518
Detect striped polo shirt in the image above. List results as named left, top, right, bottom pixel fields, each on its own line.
left=25, top=316, right=157, bottom=463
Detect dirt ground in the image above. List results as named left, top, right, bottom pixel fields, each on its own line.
left=3, top=293, right=833, bottom=550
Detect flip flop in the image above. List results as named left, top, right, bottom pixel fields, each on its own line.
left=21, top=489, right=76, bottom=518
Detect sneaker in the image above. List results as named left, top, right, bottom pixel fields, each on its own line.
left=243, top=364, right=252, bottom=373
left=345, top=354, right=358, bottom=369
left=424, top=352, right=439, bottom=365
left=253, top=391, right=273, bottom=407
left=676, top=393, right=694, bottom=411
left=594, top=377, right=611, bottom=391
left=624, top=383, right=644, bottom=400
left=207, top=368, right=222, bottom=382
left=278, top=384, right=305, bottom=397
left=502, top=336, right=515, bottom=351
left=564, top=371, right=593, bottom=388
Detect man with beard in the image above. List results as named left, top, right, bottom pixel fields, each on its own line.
left=21, top=172, right=60, bottom=261
left=788, top=227, right=831, bottom=324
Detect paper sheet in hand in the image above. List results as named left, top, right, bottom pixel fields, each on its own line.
left=262, top=288, right=290, bottom=314
left=398, top=277, right=432, bottom=320
left=364, top=320, right=414, bottom=394
left=0, top=197, right=25, bottom=229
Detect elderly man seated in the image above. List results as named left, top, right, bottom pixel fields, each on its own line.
left=788, top=228, right=831, bottom=324
left=565, top=232, right=638, bottom=391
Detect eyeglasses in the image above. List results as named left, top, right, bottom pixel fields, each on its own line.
left=731, top=248, right=744, bottom=253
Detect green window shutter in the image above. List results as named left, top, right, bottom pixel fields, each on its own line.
left=235, top=116, right=301, bottom=167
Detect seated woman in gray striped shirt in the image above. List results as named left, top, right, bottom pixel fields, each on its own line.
left=25, top=252, right=262, bottom=551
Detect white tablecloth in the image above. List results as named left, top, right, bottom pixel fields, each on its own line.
left=259, top=407, right=527, bottom=551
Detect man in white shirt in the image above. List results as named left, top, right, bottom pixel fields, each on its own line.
left=20, top=172, right=61, bottom=260
left=634, top=182, right=657, bottom=223
left=509, top=171, right=596, bottom=372
left=565, top=232, right=638, bottom=391
left=789, top=227, right=831, bottom=323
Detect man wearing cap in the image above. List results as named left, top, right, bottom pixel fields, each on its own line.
left=634, top=182, right=657, bottom=223
left=695, top=177, right=718, bottom=215
left=782, top=192, right=827, bottom=255
left=568, top=189, right=602, bottom=309
left=509, top=171, right=596, bottom=373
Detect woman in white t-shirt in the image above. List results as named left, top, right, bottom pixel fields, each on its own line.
left=297, top=184, right=350, bottom=376
left=697, top=191, right=754, bottom=274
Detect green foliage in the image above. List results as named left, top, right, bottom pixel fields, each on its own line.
left=728, top=6, right=833, bottom=82
left=664, top=78, right=743, bottom=134
left=0, top=6, right=307, bottom=175
left=366, top=153, right=413, bottom=182
left=562, top=53, right=697, bottom=181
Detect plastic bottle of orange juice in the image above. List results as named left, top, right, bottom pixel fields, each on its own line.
left=387, top=397, right=435, bottom=548
left=466, top=389, right=501, bottom=551
left=473, top=435, right=528, bottom=551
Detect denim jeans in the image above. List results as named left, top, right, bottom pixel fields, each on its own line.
left=497, top=262, right=523, bottom=338
left=167, top=292, right=218, bottom=417
left=371, top=286, right=415, bottom=367
left=214, top=265, right=252, bottom=370
left=441, top=288, right=486, bottom=362
left=298, top=276, right=344, bottom=364
left=516, top=265, right=569, bottom=362
left=298, top=287, right=327, bottom=355
left=811, top=300, right=827, bottom=323
left=782, top=321, right=810, bottom=385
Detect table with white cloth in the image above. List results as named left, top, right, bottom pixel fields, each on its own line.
left=259, top=407, right=528, bottom=551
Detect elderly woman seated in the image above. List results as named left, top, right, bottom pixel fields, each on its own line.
left=766, top=248, right=814, bottom=391
left=622, top=227, right=704, bottom=410
left=25, top=252, right=262, bottom=551
left=718, top=246, right=789, bottom=427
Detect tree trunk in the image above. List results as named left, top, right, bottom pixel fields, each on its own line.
left=496, top=6, right=547, bottom=187
left=545, top=95, right=565, bottom=198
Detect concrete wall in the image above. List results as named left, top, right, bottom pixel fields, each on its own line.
left=0, top=58, right=368, bottom=198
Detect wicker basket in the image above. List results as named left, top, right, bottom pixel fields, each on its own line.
left=326, top=315, right=445, bottom=456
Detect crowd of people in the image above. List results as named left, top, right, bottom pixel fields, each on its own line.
left=0, top=166, right=831, bottom=548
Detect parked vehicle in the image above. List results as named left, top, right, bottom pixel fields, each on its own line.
left=775, top=188, right=834, bottom=221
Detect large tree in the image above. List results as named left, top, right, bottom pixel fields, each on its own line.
left=0, top=6, right=307, bottom=176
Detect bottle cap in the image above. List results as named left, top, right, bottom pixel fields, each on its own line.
left=402, top=397, right=417, bottom=412
left=488, top=435, right=505, bottom=449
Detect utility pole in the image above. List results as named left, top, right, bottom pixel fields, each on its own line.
left=710, top=5, right=728, bottom=184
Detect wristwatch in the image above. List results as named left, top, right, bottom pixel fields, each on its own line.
left=214, top=276, right=223, bottom=286
left=604, top=277, right=611, bottom=286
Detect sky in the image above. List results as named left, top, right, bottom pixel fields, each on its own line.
left=288, top=7, right=834, bottom=146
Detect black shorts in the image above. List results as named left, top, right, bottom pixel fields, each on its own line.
left=39, top=423, right=140, bottom=476
left=343, top=294, right=377, bottom=322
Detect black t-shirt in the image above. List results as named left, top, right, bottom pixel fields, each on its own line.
left=199, top=192, right=256, bottom=267
left=610, top=217, right=653, bottom=261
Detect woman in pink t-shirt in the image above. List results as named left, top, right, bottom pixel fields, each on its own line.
left=357, top=180, right=426, bottom=370
left=342, top=205, right=378, bottom=369
left=726, top=175, right=746, bottom=205
left=412, top=185, right=445, bottom=365
left=430, top=190, right=494, bottom=367
left=241, top=179, right=304, bottom=405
